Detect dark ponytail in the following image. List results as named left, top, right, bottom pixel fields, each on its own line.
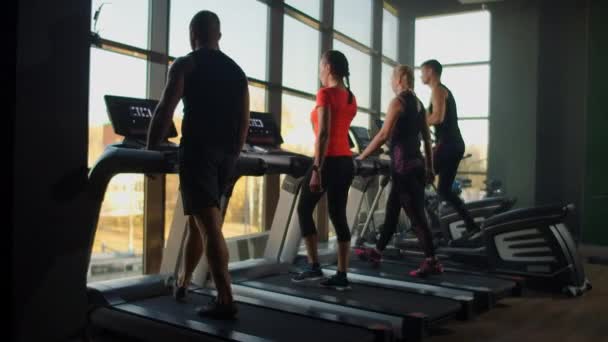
left=345, top=74, right=353, bottom=104
left=322, top=50, right=353, bottom=104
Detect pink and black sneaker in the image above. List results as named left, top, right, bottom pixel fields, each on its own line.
left=354, top=247, right=382, bottom=267
left=409, top=258, right=444, bottom=277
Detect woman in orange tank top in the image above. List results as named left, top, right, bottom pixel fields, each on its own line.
left=291, top=50, right=357, bottom=291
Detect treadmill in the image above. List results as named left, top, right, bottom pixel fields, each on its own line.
left=86, top=96, right=389, bottom=342
left=349, top=147, right=589, bottom=296
left=346, top=158, right=527, bottom=295
left=358, top=120, right=516, bottom=247
left=351, top=124, right=589, bottom=297
left=324, top=127, right=520, bottom=311
left=223, top=114, right=469, bottom=341
left=342, top=158, right=521, bottom=311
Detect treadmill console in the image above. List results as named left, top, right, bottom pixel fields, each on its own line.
left=104, top=95, right=178, bottom=149
left=349, top=126, right=372, bottom=153
left=244, top=112, right=311, bottom=177
left=246, top=112, right=284, bottom=150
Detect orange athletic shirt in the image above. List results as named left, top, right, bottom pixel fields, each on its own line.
left=310, top=87, right=357, bottom=157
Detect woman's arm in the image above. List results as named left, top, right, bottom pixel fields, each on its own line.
left=358, top=97, right=402, bottom=160
left=313, top=104, right=331, bottom=169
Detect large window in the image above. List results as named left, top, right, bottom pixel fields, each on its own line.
left=169, top=0, right=268, bottom=81
left=91, top=0, right=149, bottom=49
left=415, top=11, right=490, bottom=66
left=334, top=0, right=372, bottom=46
left=381, top=63, right=394, bottom=113
left=414, top=11, right=491, bottom=200
left=285, top=0, right=321, bottom=20
left=283, top=15, right=320, bottom=94
left=439, top=65, right=490, bottom=118
left=88, top=0, right=149, bottom=281
left=281, top=93, right=316, bottom=157
left=89, top=174, right=145, bottom=282
left=414, top=68, right=432, bottom=107
left=380, top=5, right=399, bottom=115
left=382, top=8, right=398, bottom=61
left=88, top=49, right=147, bottom=165
left=351, top=111, right=370, bottom=130
left=280, top=4, right=323, bottom=157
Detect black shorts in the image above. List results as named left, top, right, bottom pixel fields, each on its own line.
left=178, top=145, right=238, bottom=215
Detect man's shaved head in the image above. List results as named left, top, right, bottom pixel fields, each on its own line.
left=189, top=10, right=221, bottom=49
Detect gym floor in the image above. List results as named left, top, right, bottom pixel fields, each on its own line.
left=427, top=263, right=608, bottom=342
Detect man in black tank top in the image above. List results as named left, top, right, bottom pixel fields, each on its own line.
left=421, top=59, right=481, bottom=243
left=146, top=11, right=249, bottom=319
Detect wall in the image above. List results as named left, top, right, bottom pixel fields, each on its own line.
left=535, top=0, right=589, bottom=240
left=395, top=0, right=603, bottom=245
left=489, top=0, right=540, bottom=207
left=583, top=0, right=608, bottom=246
left=15, top=0, right=91, bottom=340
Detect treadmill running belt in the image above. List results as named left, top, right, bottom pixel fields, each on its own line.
left=339, top=260, right=516, bottom=294
left=239, top=274, right=461, bottom=320
left=113, top=293, right=377, bottom=342
left=380, top=252, right=527, bottom=296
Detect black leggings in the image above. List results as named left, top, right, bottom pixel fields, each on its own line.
left=376, top=166, right=435, bottom=258
left=434, top=142, right=477, bottom=231
left=298, top=156, right=354, bottom=242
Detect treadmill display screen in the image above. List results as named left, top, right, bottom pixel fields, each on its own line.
left=247, top=112, right=284, bottom=147
left=349, top=126, right=370, bottom=150
left=104, top=95, right=178, bottom=139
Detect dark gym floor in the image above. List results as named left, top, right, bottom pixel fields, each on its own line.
left=427, top=263, right=608, bottom=342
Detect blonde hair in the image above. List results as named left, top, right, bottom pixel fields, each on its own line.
left=393, top=64, right=414, bottom=89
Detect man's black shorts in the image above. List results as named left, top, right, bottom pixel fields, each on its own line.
left=178, top=144, right=238, bottom=215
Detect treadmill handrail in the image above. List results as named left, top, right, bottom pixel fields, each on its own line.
left=85, top=145, right=269, bottom=272
left=353, top=157, right=390, bottom=176
left=87, top=146, right=178, bottom=198
left=353, top=158, right=377, bottom=177
left=244, top=152, right=312, bottom=178
left=88, top=146, right=271, bottom=199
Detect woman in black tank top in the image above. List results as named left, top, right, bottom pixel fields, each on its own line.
left=357, top=65, right=444, bottom=277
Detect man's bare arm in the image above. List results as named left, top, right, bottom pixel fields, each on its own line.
left=238, top=85, right=250, bottom=151
left=146, top=58, right=186, bottom=149
left=420, top=102, right=434, bottom=173
left=427, top=87, right=447, bottom=126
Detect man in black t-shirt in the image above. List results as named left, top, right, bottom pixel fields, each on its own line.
left=146, top=10, right=250, bottom=319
